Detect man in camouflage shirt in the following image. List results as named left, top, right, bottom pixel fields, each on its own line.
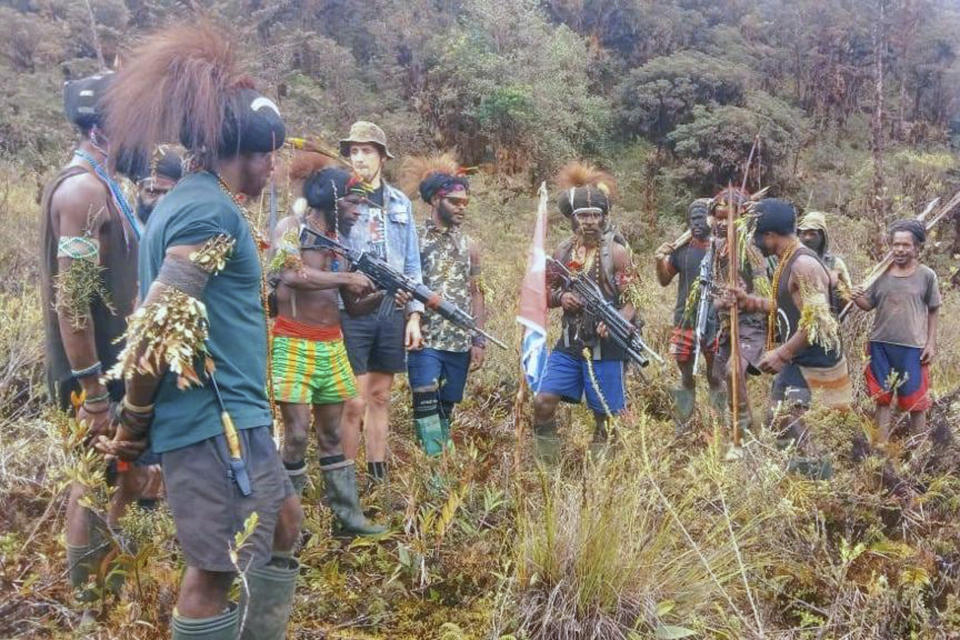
left=406, top=160, right=486, bottom=455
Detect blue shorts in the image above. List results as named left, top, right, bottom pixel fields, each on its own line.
left=537, top=350, right=626, bottom=414
left=407, top=348, right=471, bottom=404
left=865, top=341, right=931, bottom=411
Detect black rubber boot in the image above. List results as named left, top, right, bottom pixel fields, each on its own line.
left=239, top=556, right=299, bottom=640
left=323, top=459, right=387, bottom=536
left=284, top=459, right=308, bottom=495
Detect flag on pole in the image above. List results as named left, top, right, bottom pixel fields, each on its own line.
left=517, top=182, right=549, bottom=389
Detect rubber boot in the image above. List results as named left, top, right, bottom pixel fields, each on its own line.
left=172, top=603, right=239, bottom=639
left=323, top=460, right=386, bottom=536
left=413, top=390, right=445, bottom=456
left=671, top=387, right=696, bottom=435
left=67, top=543, right=100, bottom=604
left=708, top=389, right=728, bottom=425
left=533, top=420, right=561, bottom=465
left=284, top=459, right=308, bottom=496
left=367, top=461, right=386, bottom=484
left=439, top=402, right=456, bottom=452
left=238, top=556, right=299, bottom=640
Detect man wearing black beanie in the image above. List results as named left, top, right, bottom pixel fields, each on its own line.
left=723, top=198, right=851, bottom=478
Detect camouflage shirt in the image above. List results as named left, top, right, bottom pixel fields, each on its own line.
left=419, top=221, right=475, bottom=352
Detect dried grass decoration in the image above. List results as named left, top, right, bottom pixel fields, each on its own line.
left=110, top=234, right=236, bottom=389
left=796, top=276, right=841, bottom=354
left=54, top=236, right=115, bottom=330
left=267, top=226, right=304, bottom=275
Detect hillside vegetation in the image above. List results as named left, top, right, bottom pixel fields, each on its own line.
left=3, top=0, right=960, bottom=638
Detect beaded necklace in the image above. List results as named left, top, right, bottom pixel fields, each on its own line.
left=766, top=240, right=801, bottom=351
left=214, top=172, right=277, bottom=416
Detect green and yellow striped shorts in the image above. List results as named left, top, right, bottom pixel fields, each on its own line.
left=271, top=331, right=358, bottom=405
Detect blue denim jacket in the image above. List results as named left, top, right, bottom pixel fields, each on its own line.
left=343, top=180, right=424, bottom=314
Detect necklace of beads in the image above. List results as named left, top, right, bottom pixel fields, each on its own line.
left=214, top=172, right=278, bottom=416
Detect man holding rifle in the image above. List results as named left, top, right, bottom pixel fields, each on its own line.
left=850, top=219, right=941, bottom=445
left=655, top=198, right=724, bottom=431
left=268, top=164, right=385, bottom=536
left=532, top=170, right=641, bottom=461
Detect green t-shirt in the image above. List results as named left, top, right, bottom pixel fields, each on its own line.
left=139, top=172, right=272, bottom=453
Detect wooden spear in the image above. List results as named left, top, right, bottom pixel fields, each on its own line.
left=727, top=133, right=762, bottom=451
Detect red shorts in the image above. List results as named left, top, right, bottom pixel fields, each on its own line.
left=669, top=327, right=717, bottom=363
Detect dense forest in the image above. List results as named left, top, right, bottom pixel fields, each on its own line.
left=4, top=1, right=960, bottom=638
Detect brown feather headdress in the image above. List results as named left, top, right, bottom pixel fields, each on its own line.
left=104, top=22, right=281, bottom=170
left=398, top=151, right=469, bottom=203
left=555, top=160, right=618, bottom=217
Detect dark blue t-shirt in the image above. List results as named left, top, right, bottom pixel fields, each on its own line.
left=139, top=171, right=271, bottom=452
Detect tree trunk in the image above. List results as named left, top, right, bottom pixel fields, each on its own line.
left=870, top=0, right=888, bottom=257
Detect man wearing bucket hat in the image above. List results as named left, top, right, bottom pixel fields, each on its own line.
left=338, top=121, right=424, bottom=487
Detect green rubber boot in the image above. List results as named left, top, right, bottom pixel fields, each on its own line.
left=414, top=414, right=445, bottom=457
left=671, top=387, right=696, bottom=434
left=322, top=461, right=386, bottom=537
left=239, top=556, right=299, bottom=640
left=708, top=389, right=728, bottom=425
left=67, top=543, right=101, bottom=604
left=533, top=420, right=561, bottom=466
left=172, top=603, right=239, bottom=639
left=439, top=416, right=454, bottom=452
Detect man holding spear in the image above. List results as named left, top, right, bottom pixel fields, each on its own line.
left=655, top=198, right=724, bottom=431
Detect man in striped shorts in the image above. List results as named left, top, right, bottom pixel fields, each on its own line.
left=270, top=165, right=385, bottom=536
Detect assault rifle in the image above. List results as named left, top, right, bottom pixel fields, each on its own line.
left=546, top=257, right=663, bottom=368
left=299, top=227, right=507, bottom=349
left=692, top=238, right=716, bottom=372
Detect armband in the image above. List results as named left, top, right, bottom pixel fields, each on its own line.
left=189, top=234, right=236, bottom=274
left=71, top=361, right=102, bottom=379
left=57, top=236, right=100, bottom=262
left=83, top=390, right=111, bottom=406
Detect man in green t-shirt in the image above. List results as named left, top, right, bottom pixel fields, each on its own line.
left=96, top=23, right=302, bottom=640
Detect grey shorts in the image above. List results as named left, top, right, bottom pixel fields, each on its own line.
left=340, top=296, right=406, bottom=375
left=714, top=314, right=767, bottom=379
left=161, top=426, right=294, bottom=572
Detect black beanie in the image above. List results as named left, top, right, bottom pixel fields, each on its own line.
left=754, top=198, right=797, bottom=236
left=303, top=168, right=352, bottom=212
left=889, top=219, right=926, bottom=244
left=558, top=186, right=610, bottom=218
left=63, top=72, right=114, bottom=131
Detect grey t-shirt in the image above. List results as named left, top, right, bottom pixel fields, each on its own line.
left=868, top=264, right=942, bottom=348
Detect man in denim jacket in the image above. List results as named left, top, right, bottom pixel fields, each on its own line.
left=338, top=121, right=424, bottom=486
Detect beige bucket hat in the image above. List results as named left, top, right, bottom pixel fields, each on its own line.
left=339, top=120, right=394, bottom=159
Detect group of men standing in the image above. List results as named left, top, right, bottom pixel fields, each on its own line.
left=41, top=23, right=491, bottom=638
left=656, top=190, right=940, bottom=465
left=38, top=22, right=944, bottom=640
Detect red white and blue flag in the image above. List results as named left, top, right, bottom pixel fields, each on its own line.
left=516, top=182, right=549, bottom=389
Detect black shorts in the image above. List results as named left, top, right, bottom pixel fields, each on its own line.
left=340, top=296, right=407, bottom=375
left=161, top=426, right=294, bottom=572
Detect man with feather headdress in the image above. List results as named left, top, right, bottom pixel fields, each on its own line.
left=95, top=23, right=302, bottom=639
left=710, top=188, right=770, bottom=437
left=532, top=162, right=640, bottom=460
left=267, top=157, right=385, bottom=536
left=399, top=152, right=488, bottom=455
